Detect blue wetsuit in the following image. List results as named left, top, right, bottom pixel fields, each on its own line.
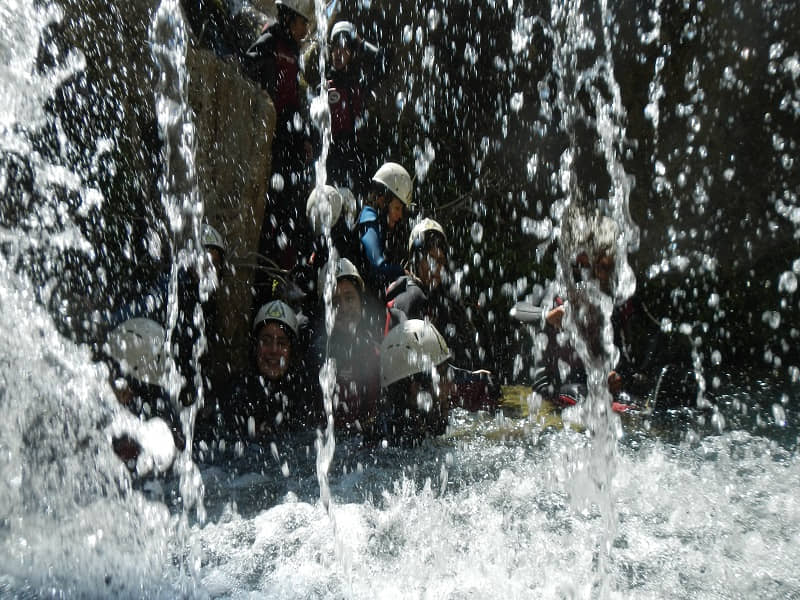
left=358, top=205, right=404, bottom=292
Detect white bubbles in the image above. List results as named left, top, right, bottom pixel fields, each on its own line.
left=422, top=45, right=435, bottom=71
left=395, top=92, right=406, bottom=111
left=402, top=25, right=413, bottom=45
left=463, top=43, right=478, bottom=66
left=707, top=293, right=720, bottom=308
left=470, top=222, right=484, bottom=243
left=711, top=350, right=722, bottom=365
left=723, top=168, right=735, bottom=181
left=769, top=41, right=785, bottom=60
left=413, top=138, right=435, bottom=183
left=427, top=8, right=440, bottom=30
left=761, top=310, right=781, bottom=329
left=510, top=92, right=524, bottom=112
left=771, top=404, right=787, bottom=427
left=270, top=173, right=285, bottom=192
left=520, top=216, right=552, bottom=239
left=778, top=271, right=797, bottom=293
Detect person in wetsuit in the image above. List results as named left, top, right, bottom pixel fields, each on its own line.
left=384, top=217, right=500, bottom=411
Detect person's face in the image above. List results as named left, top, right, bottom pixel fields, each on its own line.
left=386, top=198, right=405, bottom=230
left=333, top=278, right=362, bottom=335
left=256, top=322, right=292, bottom=381
left=331, top=40, right=352, bottom=71
left=289, top=14, right=309, bottom=43
left=417, top=246, right=447, bottom=290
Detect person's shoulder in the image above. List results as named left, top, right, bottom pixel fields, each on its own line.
left=385, top=274, right=411, bottom=299
left=358, top=205, right=378, bottom=224
left=248, top=24, right=281, bottom=53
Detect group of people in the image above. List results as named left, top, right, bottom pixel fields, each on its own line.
left=97, top=5, right=666, bottom=476
left=100, top=181, right=497, bottom=473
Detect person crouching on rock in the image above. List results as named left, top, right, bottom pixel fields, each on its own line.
left=384, top=218, right=499, bottom=411
left=101, top=318, right=183, bottom=475
left=310, top=257, right=380, bottom=435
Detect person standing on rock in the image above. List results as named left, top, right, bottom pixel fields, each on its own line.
left=357, top=162, right=414, bottom=298
left=320, top=20, right=392, bottom=196
left=244, top=0, right=316, bottom=303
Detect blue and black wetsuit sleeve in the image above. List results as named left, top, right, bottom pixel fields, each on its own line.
left=360, top=222, right=404, bottom=283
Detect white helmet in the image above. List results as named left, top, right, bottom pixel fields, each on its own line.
left=253, top=300, right=299, bottom=337
left=317, top=257, right=365, bottom=297
left=380, top=320, right=452, bottom=387
left=408, top=218, right=446, bottom=253
left=372, top=162, right=413, bottom=207
left=306, top=185, right=343, bottom=236
left=276, top=0, right=314, bottom=21
left=330, top=21, right=356, bottom=43
left=201, top=223, right=226, bottom=254
left=105, top=318, right=166, bottom=387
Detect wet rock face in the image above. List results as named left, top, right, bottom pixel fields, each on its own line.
left=186, top=45, right=274, bottom=371
left=26, top=0, right=277, bottom=374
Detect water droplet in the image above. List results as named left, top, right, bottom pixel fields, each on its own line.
left=769, top=41, right=785, bottom=60
left=707, top=293, right=720, bottom=308
left=711, top=350, right=722, bottom=365
left=510, top=92, right=523, bottom=112
left=762, top=311, right=781, bottom=329
left=520, top=216, right=552, bottom=239
left=778, top=271, right=797, bottom=293
left=470, top=222, right=484, bottom=243
left=270, top=173, right=284, bottom=192
left=427, top=8, right=440, bottom=30
left=723, top=168, right=735, bottom=181
left=772, top=404, right=787, bottom=427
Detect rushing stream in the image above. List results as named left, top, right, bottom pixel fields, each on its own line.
left=1, top=0, right=799, bottom=597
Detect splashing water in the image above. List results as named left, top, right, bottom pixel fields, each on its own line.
left=1, top=0, right=800, bottom=597
left=150, top=0, right=206, bottom=527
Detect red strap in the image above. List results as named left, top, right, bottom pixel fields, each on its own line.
left=383, top=302, right=394, bottom=337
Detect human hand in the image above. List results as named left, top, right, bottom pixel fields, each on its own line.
left=545, top=305, right=565, bottom=329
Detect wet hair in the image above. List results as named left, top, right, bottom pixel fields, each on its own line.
left=369, top=180, right=406, bottom=208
